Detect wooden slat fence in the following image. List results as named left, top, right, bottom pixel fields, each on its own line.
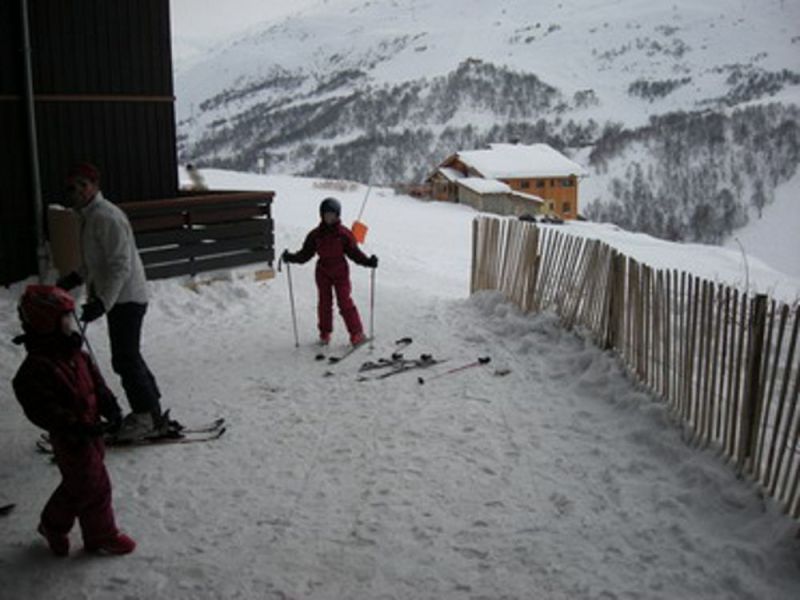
left=119, top=191, right=275, bottom=280
left=471, top=216, right=800, bottom=518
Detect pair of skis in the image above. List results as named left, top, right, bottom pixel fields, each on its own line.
left=358, top=352, right=493, bottom=383
left=36, top=417, right=226, bottom=454
left=318, top=334, right=495, bottom=383
left=357, top=353, right=445, bottom=381
left=319, top=336, right=412, bottom=364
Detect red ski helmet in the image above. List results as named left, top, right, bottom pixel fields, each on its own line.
left=18, top=284, right=75, bottom=334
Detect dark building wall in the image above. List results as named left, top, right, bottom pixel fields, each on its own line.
left=0, top=0, right=178, bottom=285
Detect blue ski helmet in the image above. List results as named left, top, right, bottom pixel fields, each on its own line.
left=319, top=197, right=341, bottom=218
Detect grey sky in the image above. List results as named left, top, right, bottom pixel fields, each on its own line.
left=170, top=0, right=320, bottom=41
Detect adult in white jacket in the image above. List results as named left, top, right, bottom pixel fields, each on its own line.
left=58, top=163, right=164, bottom=441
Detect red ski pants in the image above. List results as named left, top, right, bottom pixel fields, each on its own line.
left=42, top=436, right=118, bottom=546
left=315, top=266, right=363, bottom=338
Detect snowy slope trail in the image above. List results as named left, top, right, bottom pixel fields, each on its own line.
left=2, top=282, right=798, bottom=599
left=1, top=172, right=798, bottom=599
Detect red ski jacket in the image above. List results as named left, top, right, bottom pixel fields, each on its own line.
left=12, top=332, right=118, bottom=435
left=291, top=220, right=371, bottom=277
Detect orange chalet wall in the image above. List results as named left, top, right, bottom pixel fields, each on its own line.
left=502, top=176, right=578, bottom=219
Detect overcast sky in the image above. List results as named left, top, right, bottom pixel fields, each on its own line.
left=170, top=0, right=321, bottom=41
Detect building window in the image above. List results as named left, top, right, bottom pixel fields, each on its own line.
left=536, top=180, right=545, bottom=188
left=561, top=179, right=574, bottom=187
left=548, top=202, right=555, bottom=211
left=521, top=180, right=530, bottom=189
left=563, top=201, right=571, bottom=214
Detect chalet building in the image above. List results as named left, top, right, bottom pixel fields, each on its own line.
left=428, top=143, right=586, bottom=220
left=456, top=178, right=544, bottom=217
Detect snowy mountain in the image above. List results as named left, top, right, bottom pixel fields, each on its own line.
left=173, top=0, right=800, bottom=248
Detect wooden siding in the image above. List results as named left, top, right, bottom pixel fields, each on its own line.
left=24, top=0, right=173, bottom=95
left=429, top=173, right=458, bottom=202
left=119, top=192, right=275, bottom=280
left=0, top=0, right=177, bottom=285
left=0, top=100, right=38, bottom=281
left=501, top=176, right=578, bottom=219
left=457, top=185, right=543, bottom=218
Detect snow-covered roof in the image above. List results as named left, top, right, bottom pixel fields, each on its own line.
left=457, top=177, right=511, bottom=195
left=511, top=191, right=545, bottom=204
left=437, top=167, right=465, bottom=182
left=457, top=143, right=587, bottom=179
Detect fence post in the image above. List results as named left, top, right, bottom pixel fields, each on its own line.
left=602, top=250, right=617, bottom=350
left=470, top=218, right=478, bottom=294
left=738, top=294, right=768, bottom=472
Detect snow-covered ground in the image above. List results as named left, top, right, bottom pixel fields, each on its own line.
left=1, top=170, right=799, bottom=599
left=724, top=170, right=800, bottom=281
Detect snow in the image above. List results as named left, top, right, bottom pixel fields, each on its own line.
left=436, top=167, right=465, bottom=182
left=724, top=170, right=800, bottom=280
left=458, top=144, right=588, bottom=180
left=458, top=178, right=512, bottom=195
left=173, top=0, right=800, bottom=136
left=557, top=220, right=800, bottom=304
left=511, top=191, right=545, bottom=204
left=1, top=169, right=799, bottom=599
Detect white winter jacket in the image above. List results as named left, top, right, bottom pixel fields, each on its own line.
left=77, top=192, right=148, bottom=309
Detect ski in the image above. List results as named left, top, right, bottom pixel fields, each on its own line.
left=0, top=503, right=15, bottom=517
left=327, top=337, right=373, bottom=364
left=358, top=354, right=446, bottom=381
left=168, top=417, right=226, bottom=435
left=39, top=416, right=225, bottom=445
left=324, top=336, right=411, bottom=365
left=418, top=356, right=491, bottom=385
left=111, top=427, right=226, bottom=447
left=359, top=352, right=409, bottom=373
left=36, top=426, right=226, bottom=454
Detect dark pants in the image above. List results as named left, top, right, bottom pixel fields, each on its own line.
left=42, top=436, right=118, bottom=546
left=107, top=302, right=161, bottom=417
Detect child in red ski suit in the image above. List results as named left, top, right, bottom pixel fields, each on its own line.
left=283, top=197, right=378, bottom=345
left=12, top=285, right=136, bottom=556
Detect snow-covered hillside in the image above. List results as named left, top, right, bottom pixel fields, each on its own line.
left=174, top=0, right=800, bottom=130
left=1, top=170, right=799, bottom=598
left=172, top=0, right=800, bottom=259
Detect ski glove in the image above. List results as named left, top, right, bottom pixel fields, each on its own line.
left=56, top=271, right=83, bottom=291
left=282, top=249, right=296, bottom=264
left=80, top=298, right=105, bottom=323
left=366, top=255, right=378, bottom=268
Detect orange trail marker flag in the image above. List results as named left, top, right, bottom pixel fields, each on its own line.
left=352, top=185, right=371, bottom=244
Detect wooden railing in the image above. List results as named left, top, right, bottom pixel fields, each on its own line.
left=471, top=216, right=800, bottom=518
left=119, top=191, right=274, bottom=280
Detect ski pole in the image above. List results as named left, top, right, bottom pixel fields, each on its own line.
left=418, top=356, right=491, bottom=385
left=72, top=310, right=100, bottom=366
left=369, top=266, right=376, bottom=348
left=281, top=256, right=300, bottom=348
left=357, top=185, right=372, bottom=223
